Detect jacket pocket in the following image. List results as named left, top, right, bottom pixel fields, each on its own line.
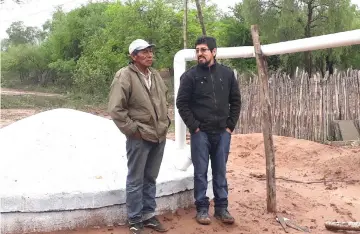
left=132, top=114, right=151, bottom=124
left=194, top=78, right=209, bottom=95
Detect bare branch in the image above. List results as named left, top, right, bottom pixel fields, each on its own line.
left=311, top=14, right=328, bottom=23
left=311, top=4, right=320, bottom=10
left=268, top=0, right=282, bottom=10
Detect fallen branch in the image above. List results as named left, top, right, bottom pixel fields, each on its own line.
left=275, top=176, right=323, bottom=184
left=325, top=221, right=360, bottom=231
left=248, top=173, right=360, bottom=185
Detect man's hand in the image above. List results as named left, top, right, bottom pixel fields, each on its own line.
left=226, top=128, right=232, bottom=134
left=131, top=129, right=142, bottom=139
left=195, top=128, right=200, bottom=133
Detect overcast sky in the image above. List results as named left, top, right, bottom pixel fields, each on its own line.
left=0, top=0, right=359, bottom=39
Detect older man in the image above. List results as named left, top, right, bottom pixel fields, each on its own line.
left=108, top=39, right=171, bottom=234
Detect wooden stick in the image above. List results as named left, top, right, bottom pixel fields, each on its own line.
left=248, top=173, right=360, bottom=184
left=251, top=24, right=276, bottom=213
left=325, top=221, right=360, bottom=231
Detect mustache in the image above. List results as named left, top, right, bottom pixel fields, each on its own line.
left=198, top=56, right=205, bottom=60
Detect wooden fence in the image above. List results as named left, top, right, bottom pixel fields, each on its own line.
left=234, top=68, right=360, bottom=142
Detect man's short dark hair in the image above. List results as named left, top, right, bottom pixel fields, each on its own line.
left=195, top=36, right=217, bottom=51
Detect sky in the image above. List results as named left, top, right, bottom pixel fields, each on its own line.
left=0, top=0, right=241, bottom=39
left=0, top=0, right=359, bottom=40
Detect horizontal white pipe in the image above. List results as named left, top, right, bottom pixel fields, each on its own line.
left=262, top=29, right=360, bottom=56
left=176, top=29, right=360, bottom=62
left=173, top=29, right=360, bottom=170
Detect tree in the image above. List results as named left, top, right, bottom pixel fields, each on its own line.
left=5, top=21, right=43, bottom=46
left=237, top=0, right=359, bottom=76
left=183, top=0, right=188, bottom=48
left=2, top=0, right=358, bottom=97
left=194, top=0, right=206, bottom=35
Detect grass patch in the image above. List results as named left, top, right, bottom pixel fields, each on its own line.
left=1, top=72, right=68, bottom=94
left=1, top=94, right=107, bottom=110
left=168, top=120, right=175, bottom=133
left=1, top=95, right=67, bottom=109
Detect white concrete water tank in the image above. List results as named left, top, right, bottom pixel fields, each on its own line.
left=0, top=108, right=213, bottom=233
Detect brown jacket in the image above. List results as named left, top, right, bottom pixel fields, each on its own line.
left=108, top=64, right=170, bottom=143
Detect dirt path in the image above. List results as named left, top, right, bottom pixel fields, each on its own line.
left=1, top=88, right=63, bottom=97
left=0, top=109, right=41, bottom=128
left=1, top=88, right=62, bottom=128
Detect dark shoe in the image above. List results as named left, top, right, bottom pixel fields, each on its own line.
left=214, top=209, right=235, bottom=224
left=143, top=216, right=168, bottom=232
left=129, top=222, right=144, bottom=234
left=196, top=210, right=211, bottom=225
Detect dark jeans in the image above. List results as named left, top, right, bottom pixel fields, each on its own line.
left=125, top=137, right=166, bottom=224
left=190, top=130, right=231, bottom=212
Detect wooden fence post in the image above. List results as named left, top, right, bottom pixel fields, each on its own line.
left=250, top=24, right=277, bottom=213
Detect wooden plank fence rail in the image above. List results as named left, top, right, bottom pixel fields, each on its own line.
left=234, top=68, right=360, bottom=142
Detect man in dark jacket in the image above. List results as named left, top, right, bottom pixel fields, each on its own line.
left=176, top=36, right=241, bottom=225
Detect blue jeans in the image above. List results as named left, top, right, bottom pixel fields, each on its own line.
left=125, top=137, right=166, bottom=224
left=190, top=130, right=231, bottom=211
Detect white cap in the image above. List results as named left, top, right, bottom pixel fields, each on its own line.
left=129, top=39, right=155, bottom=55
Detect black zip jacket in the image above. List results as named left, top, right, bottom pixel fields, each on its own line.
left=176, top=61, right=241, bottom=133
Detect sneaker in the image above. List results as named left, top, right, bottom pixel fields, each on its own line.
left=129, top=222, right=144, bottom=234
left=214, top=209, right=235, bottom=224
left=143, top=216, right=168, bottom=232
left=196, top=210, right=211, bottom=225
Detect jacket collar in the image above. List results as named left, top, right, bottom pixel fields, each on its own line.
left=197, top=59, right=217, bottom=72
left=129, top=63, right=154, bottom=76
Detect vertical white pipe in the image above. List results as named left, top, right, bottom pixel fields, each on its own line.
left=173, top=49, right=196, bottom=150
left=172, top=50, right=197, bottom=171
left=173, top=52, right=187, bottom=150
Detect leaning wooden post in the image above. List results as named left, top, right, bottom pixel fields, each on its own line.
left=250, top=24, right=277, bottom=213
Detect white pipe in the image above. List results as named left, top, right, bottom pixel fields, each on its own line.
left=173, top=49, right=194, bottom=150
left=261, top=29, right=360, bottom=56
left=173, top=29, right=360, bottom=170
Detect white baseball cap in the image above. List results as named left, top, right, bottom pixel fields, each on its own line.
left=129, top=39, right=155, bottom=55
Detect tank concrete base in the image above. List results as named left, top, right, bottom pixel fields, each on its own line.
left=2, top=184, right=214, bottom=234
left=0, top=109, right=214, bottom=234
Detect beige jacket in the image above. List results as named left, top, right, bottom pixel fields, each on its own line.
left=108, top=64, right=170, bottom=143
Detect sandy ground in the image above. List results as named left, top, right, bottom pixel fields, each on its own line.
left=33, top=134, right=358, bottom=234
left=1, top=89, right=360, bottom=234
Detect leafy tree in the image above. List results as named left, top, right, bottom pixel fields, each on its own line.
left=2, top=44, right=49, bottom=83
left=234, top=0, right=359, bottom=76
left=5, top=21, right=44, bottom=46
left=1, top=0, right=359, bottom=97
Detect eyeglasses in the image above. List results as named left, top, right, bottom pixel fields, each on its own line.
left=195, top=48, right=211, bottom=54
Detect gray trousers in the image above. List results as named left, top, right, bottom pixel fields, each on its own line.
left=125, top=137, right=166, bottom=224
